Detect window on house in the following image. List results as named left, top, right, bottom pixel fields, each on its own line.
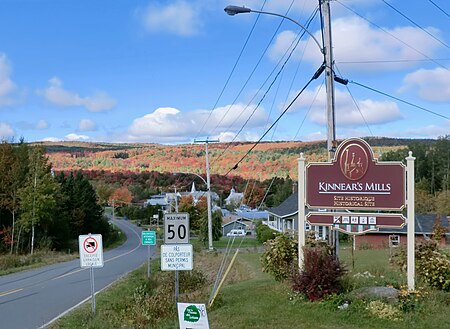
left=389, top=235, right=400, bottom=247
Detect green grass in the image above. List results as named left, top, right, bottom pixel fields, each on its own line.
left=51, top=248, right=450, bottom=329
left=0, top=250, right=77, bottom=276
left=213, top=236, right=262, bottom=249
left=0, top=223, right=126, bottom=276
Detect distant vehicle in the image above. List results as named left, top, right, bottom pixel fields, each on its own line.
left=226, top=229, right=246, bottom=237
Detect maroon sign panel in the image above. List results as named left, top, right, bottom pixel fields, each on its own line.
left=306, top=138, right=405, bottom=210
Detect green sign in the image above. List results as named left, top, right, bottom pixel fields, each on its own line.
left=142, top=231, right=156, bottom=245
left=184, top=305, right=200, bottom=323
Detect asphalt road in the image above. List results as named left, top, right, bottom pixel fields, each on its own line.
left=0, top=219, right=155, bottom=329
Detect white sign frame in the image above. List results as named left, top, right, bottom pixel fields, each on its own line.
left=161, top=244, right=193, bottom=271
left=79, top=234, right=104, bottom=268
left=164, top=213, right=189, bottom=244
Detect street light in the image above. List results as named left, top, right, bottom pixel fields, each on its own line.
left=224, top=5, right=323, bottom=54
left=174, top=172, right=214, bottom=250
left=224, top=3, right=336, bottom=157
left=224, top=2, right=338, bottom=263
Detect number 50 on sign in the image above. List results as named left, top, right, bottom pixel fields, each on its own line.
left=164, top=213, right=189, bottom=244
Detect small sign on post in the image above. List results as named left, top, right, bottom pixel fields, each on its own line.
left=164, top=213, right=189, bottom=244
left=161, top=244, right=193, bottom=271
left=142, top=230, right=156, bottom=278
left=142, top=230, right=156, bottom=245
left=79, top=234, right=103, bottom=314
left=79, top=234, right=104, bottom=268
left=177, top=303, right=210, bottom=329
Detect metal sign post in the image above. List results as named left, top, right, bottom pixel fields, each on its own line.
left=89, top=266, right=96, bottom=314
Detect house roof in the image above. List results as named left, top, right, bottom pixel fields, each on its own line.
left=222, top=220, right=250, bottom=229
left=267, top=192, right=298, bottom=218
left=375, top=214, right=449, bottom=235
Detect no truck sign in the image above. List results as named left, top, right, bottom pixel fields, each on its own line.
left=79, top=234, right=104, bottom=268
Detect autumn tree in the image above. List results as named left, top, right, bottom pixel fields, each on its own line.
left=109, top=186, right=133, bottom=206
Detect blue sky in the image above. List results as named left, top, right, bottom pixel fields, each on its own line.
left=0, top=0, right=449, bottom=144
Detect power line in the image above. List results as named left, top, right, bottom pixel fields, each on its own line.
left=335, top=65, right=374, bottom=137
left=427, top=0, right=450, bottom=19
left=337, top=58, right=450, bottom=64
left=212, top=11, right=319, bottom=165
left=223, top=64, right=325, bottom=177
left=349, top=80, right=450, bottom=120
left=293, top=81, right=324, bottom=140
left=194, top=0, right=268, bottom=140
left=381, top=0, right=450, bottom=50
left=208, top=0, right=296, bottom=139
left=336, top=0, right=450, bottom=71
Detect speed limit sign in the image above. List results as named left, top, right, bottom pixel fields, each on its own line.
left=164, top=213, right=189, bottom=244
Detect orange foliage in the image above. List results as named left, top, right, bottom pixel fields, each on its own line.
left=109, top=187, right=133, bottom=205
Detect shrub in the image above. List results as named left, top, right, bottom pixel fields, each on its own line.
left=256, top=222, right=279, bottom=243
left=398, top=286, right=428, bottom=312
left=291, top=247, right=347, bottom=301
left=392, top=240, right=450, bottom=292
left=261, top=234, right=297, bottom=281
left=366, top=300, right=402, bottom=320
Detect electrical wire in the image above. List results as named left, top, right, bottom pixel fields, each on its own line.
left=293, top=81, right=324, bottom=140
left=336, top=0, right=450, bottom=71
left=381, top=0, right=450, bottom=50
left=223, top=64, right=325, bottom=177
left=194, top=0, right=268, bottom=140
left=335, top=65, right=374, bottom=137
left=349, top=80, right=450, bottom=120
left=212, top=11, right=319, bottom=165
left=427, top=0, right=450, bottom=19
left=337, top=58, right=450, bottom=64
left=208, top=0, right=297, bottom=139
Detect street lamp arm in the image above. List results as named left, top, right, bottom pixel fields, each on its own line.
left=173, top=171, right=208, bottom=187
left=224, top=5, right=323, bottom=54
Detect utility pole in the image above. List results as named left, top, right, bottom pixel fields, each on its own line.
left=321, top=0, right=339, bottom=256
left=194, top=138, right=219, bottom=250
left=321, top=0, right=337, bottom=160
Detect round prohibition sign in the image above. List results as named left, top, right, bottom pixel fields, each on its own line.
left=83, top=236, right=99, bottom=254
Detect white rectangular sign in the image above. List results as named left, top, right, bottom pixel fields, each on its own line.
left=177, top=303, right=209, bottom=329
left=161, top=244, right=193, bottom=271
left=79, top=234, right=104, bottom=268
left=164, top=213, right=189, bottom=244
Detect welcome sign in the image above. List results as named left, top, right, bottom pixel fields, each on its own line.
left=306, top=138, right=406, bottom=211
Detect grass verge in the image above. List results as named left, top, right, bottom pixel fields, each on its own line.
left=50, top=248, right=450, bottom=329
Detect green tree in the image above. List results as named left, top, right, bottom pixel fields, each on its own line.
left=199, top=209, right=223, bottom=245
left=18, top=146, right=59, bottom=254
left=436, top=190, right=450, bottom=215
left=93, top=181, right=114, bottom=206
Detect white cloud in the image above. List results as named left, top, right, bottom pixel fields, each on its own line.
left=127, top=103, right=268, bottom=141
left=300, top=130, right=327, bottom=142
left=39, top=77, right=116, bottom=112
left=79, top=119, right=96, bottom=131
left=0, top=122, right=15, bottom=138
left=65, top=133, right=90, bottom=141
left=289, top=86, right=403, bottom=126
left=401, top=68, right=450, bottom=102
left=269, top=16, right=444, bottom=72
left=36, top=120, right=49, bottom=130
left=41, top=137, right=63, bottom=142
left=0, top=54, right=17, bottom=106
left=138, top=1, right=202, bottom=36
left=406, top=123, right=450, bottom=138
